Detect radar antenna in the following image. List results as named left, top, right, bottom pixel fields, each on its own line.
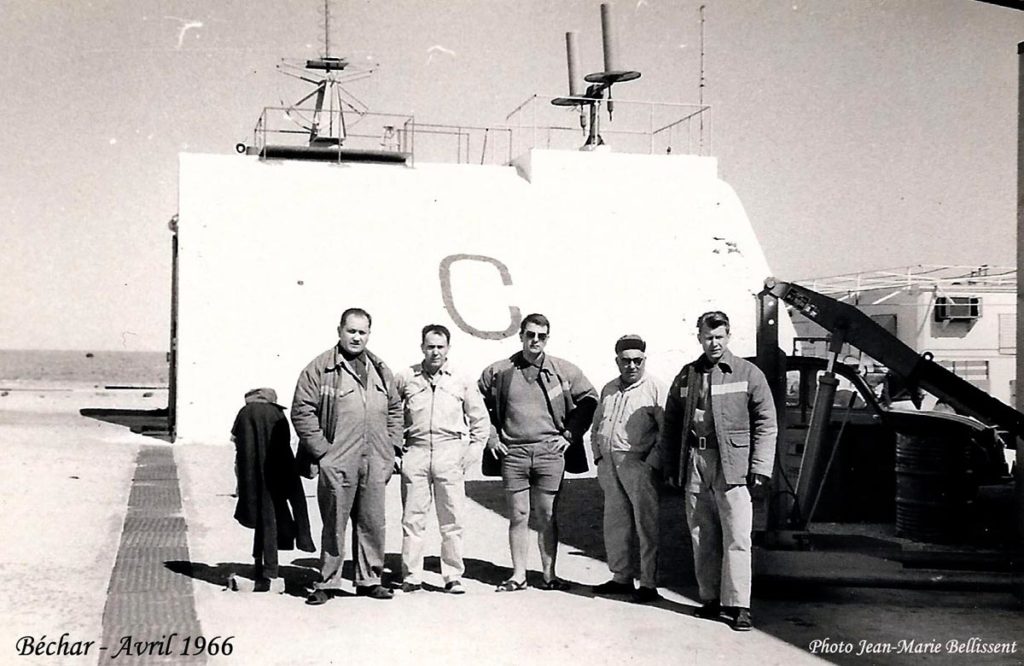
left=276, top=0, right=377, bottom=147
left=551, top=3, right=641, bottom=150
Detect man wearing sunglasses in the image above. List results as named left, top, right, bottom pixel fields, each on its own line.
left=648, top=310, right=777, bottom=631
left=478, top=313, right=598, bottom=592
left=590, top=335, right=667, bottom=603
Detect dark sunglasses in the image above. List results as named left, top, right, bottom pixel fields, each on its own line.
left=618, top=357, right=645, bottom=366
left=524, top=331, right=548, bottom=341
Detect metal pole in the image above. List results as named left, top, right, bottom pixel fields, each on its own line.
left=566, top=31, right=580, bottom=97
left=1016, top=41, right=1024, bottom=553
left=756, top=286, right=787, bottom=530
left=600, top=3, right=617, bottom=118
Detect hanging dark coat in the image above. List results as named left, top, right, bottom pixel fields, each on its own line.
left=232, top=400, right=316, bottom=557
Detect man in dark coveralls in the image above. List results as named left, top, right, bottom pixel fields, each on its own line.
left=231, top=387, right=315, bottom=593
left=292, top=308, right=403, bottom=604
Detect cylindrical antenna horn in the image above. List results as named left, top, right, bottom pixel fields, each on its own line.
left=600, top=3, right=618, bottom=73
left=565, top=31, right=580, bottom=97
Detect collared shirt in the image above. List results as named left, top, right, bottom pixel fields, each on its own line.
left=340, top=349, right=368, bottom=387
left=590, top=373, right=667, bottom=460
left=692, top=366, right=715, bottom=439
left=394, top=362, right=490, bottom=450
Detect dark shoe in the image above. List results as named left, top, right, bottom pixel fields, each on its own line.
left=592, top=580, right=636, bottom=595
left=305, top=589, right=330, bottom=606
left=540, top=578, right=571, bottom=591
left=401, top=582, right=422, bottom=593
left=227, top=574, right=252, bottom=592
left=694, top=599, right=722, bottom=619
left=356, top=584, right=395, bottom=600
left=495, top=578, right=528, bottom=592
left=731, top=607, right=753, bottom=631
left=444, top=580, right=466, bottom=595
left=633, top=586, right=662, bottom=603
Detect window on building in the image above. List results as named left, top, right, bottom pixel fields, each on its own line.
left=934, top=296, right=982, bottom=322
left=999, top=313, right=1016, bottom=355
left=937, top=359, right=990, bottom=393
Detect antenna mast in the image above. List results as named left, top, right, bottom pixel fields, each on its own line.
left=323, top=0, right=331, bottom=58
left=699, top=4, right=706, bottom=152
left=551, top=3, right=641, bottom=150
left=271, top=0, right=375, bottom=147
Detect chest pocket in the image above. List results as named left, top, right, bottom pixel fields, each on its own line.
left=433, top=383, right=469, bottom=433
left=404, top=383, right=432, bottom=424
left=334, top=385, right=357, bottom=402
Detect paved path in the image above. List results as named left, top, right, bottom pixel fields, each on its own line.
left=100, top=445, right=204, bottom=664
left=2, top=388, right=1022, bottom=665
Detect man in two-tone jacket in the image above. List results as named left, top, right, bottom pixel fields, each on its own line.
left=648, top=310, right=776, bottom=631
left=292, top=307, right=403, bottom=604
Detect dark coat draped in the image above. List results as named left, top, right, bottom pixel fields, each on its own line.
left=232, top=401, right=315, bottom=556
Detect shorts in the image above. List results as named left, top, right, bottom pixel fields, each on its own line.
left=501, top=439, right=566, bottom=493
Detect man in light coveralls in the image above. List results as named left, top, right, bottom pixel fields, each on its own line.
left=648, top=311, right=776, bottom=631
left=395, top=324, right=490, bottom=594
left=590, top=334, right=667, bottom=603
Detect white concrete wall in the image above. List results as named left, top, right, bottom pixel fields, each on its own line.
left=175, top=149, right=792, bottom=443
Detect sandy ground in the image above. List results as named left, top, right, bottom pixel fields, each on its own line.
left=2, top=388, right=1022, bottom=665
left=0, top=386, right=150, bottom=661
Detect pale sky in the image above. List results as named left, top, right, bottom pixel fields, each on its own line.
left=2, top=0, right=1022, bottom=351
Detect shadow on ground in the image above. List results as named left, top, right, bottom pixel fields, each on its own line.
left=166, top=560, right=319, bottom=598
left=81, top=407, right=172, bottom=441
left=467, top=477, right=1024, bottom=656
left=465, top=478, right=703, bottom=614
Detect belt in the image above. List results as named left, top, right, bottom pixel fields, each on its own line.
left=688, top=434, right=718, bottom=450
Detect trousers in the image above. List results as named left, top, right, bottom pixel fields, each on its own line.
left=685, top=447, right=753, bottom=608
left=316, top=457, right=387, bottom=588
left=597, top=452, right=659, bottom=588
left=400, top=443, right=467, bottom=584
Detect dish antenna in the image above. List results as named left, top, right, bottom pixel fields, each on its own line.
left=551, top=3, right=641, bottom=150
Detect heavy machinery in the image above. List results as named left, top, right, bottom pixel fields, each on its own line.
left=755, top=278, right=1019, bottom=552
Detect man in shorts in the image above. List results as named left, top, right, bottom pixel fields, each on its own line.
left=478, top=313, right=598, bottom=591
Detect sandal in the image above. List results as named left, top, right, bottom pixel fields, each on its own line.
left=540, top=578, right=571, bottom=591
left=495, top=579, right=528, bottom=592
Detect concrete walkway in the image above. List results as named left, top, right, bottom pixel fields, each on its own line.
left=1, top=388, right=1021, bottom=665
left=177, top=442, right=822, bottom=666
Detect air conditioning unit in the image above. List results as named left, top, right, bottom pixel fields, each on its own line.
left=934, top=296, right=981, bottom=322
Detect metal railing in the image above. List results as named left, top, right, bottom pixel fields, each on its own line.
left=248, top=95, right=710, bottom=166
left=504, top=94, right=712, bottom=158
left=252, top=106, right=416, bottom=159
left=800, top=265, right=1017, bottom=298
